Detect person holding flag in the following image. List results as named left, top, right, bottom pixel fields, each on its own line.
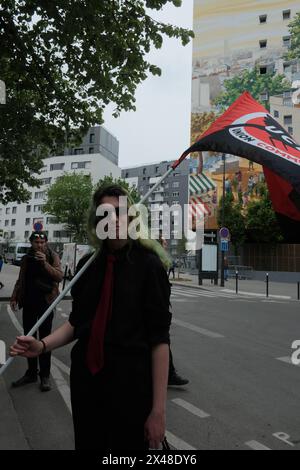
left=9, top=184, right=171, bottom=450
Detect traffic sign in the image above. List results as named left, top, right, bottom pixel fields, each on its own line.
left=219, top=227, right=230, bottom=240
left=220, top=240, right=229, bottom=252
left=33, top=222, right=43, bottom=231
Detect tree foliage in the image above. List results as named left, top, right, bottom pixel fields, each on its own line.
left=285, top=12, right=300, bottom=60
left=245, top=186, right=283, bottom=244
left=43, top=173, right=93, bottom=242
left=0, top=0, right=193, bottom=203
left=214, top=67, right=290, bottom=111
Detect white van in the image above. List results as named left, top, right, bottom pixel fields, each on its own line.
left=5, top=242, right=31, bottom=265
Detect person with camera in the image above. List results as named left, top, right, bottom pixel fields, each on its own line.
left=10, top=231, right=63, bottom=391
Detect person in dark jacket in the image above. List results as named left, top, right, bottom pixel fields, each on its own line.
left=10, top=231, right=63, bottom=391
left=9, top=185, right=171, bottom=450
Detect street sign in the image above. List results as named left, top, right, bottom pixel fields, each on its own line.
left=219, top=227, right=230, bottom=240
left=33, top=222, right=43, bottom=231
left=220, top=239, right=229, bottom=252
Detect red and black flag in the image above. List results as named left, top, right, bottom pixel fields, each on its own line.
left=174, top=91, right=300, bottom=241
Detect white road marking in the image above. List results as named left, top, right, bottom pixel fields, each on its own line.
left=51, top=364, right=72, bottom=413
left=172, top=318, right=224, bottom=338
left=273, top=432, right=295, bottom=447
left=245, top=440, right=271, bottom=450
left=172, top=287, right=236, bottom=298
left=222, top=289, right=291, bottom=300
left=276, top=356, right=300, bottom=366
left=172, top=398, right=210, bottom=418
left=165, top=430, right=196, bottom=451
left=52, top=356, right=70, bottom=375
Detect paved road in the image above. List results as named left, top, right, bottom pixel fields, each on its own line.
left=1, top=283, right=300, bottom=450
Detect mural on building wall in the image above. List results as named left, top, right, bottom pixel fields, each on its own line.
left=190, top=0, right=300, bottom=229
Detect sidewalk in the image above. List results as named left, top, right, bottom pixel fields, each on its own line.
left=171, top=272, right=300, bottom=300
left=0, top=377, right=29, bottom=450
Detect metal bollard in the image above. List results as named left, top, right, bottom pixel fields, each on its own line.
left=266, top=273, right=269, bottom=298
left=236, top=271, right=239, bottom=294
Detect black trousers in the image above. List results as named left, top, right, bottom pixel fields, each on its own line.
left=22, top=300, right=54, bottom=378
left=70, top=345, right=152, bottom=450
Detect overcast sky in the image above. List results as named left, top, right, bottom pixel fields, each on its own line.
left=103, top=0, right=194, bottom=169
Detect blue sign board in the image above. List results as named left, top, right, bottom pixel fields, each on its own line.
left=221, top=240, right=229, bottom=252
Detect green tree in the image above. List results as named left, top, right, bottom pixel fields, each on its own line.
left=94, top=175, right=140, bottom=203
left=0, top=0, right=193, bottom=203
left=214, top=67, right=290, bottom=111
left=43, top=173, right=93, bottom=242
left=217, top=193, right=246, bottom=254
left=245, top=187, right=283, bottom=243
left=285, top=12, right=300, bottom=60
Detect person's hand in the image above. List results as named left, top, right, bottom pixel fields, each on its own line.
left=10, top=300, right=18, bottom=311
left=9, top=336, right=43, bottom=358
left=144, top=410, right=166, bottom=449
left=35, top=251, right=46, bottom=263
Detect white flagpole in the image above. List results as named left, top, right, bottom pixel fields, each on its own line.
left=0, top=161, right=183, bottom=376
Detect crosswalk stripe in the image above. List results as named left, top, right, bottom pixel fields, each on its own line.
left=165, top=430, right=196, bottom=451
left=171, top=287, right=238, bottom=299
left=172, top=398, right=210, bottom=418
left=172, top=318, right=224, bottom=338
left=245, top=440, right=271, bottom=450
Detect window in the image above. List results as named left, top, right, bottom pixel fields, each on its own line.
left=288, top=127, right=293, bottom=135
left=173, top=172, right=180, bottom=177
left=282, top=10, right=291, bottom=20
left=284, top=115, right=292, bottom=125
left=50, top=163, right=64, bottom=171
left=74, top=148, right=84, bottom=155
left=259, top=14, right=267, bottom=23
left=34, top=205, right=43, bottom=212
left=24, top=231, right=29, bottom=239
left=260, top=92, right=268, bottom=101
left=5, top=220, right=9, bottom=226
left=26, top=205, right=31, bottom=213
left=71, top=161, right=91, bottom=170
left=172, top=182, right=180, bottom=188
left=25, top=218, right=30, bottom=225
left=172, top=192, right=180, bottom=197
left=283, top=36, right=291, bottom=48
left=155, top=166, right=159, bottom=173
left=164, top=183, right=169, bottom=189
left=89, top=147, right=94, bottom=154
left=35, top=191, right=45, bottom=199
left=274, top=110, right=279, bottom=118
left=259, top=66, right=267, bottom=74
left=172, top=200, right=180, bottom=205
left=46, top=217, right=59, bottom=224
left=143, top=168, right=146, bottom=175
left=12, top=207, right=17, bottom=214
left=259, top=39, right=267, bottom=49
left=5, top=208, right=10, bottom=214
left=89, top=133, right=95, bottom=143
left=10, top=231, right=15, bottom=239
left=53, top=230, right=70, bottom=238
left=40, top=177, right=51, bottom=185
left=11, top=219, right=16, bottom=226
left=40, top=165, right=47, bottom=173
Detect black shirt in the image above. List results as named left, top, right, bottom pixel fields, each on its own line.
left=69, top=241, right=171, bottom=366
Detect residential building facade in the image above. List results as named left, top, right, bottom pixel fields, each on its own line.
left=122, top=160, right=190, bottom=256
left=0, top=126, right=120, bottom=245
